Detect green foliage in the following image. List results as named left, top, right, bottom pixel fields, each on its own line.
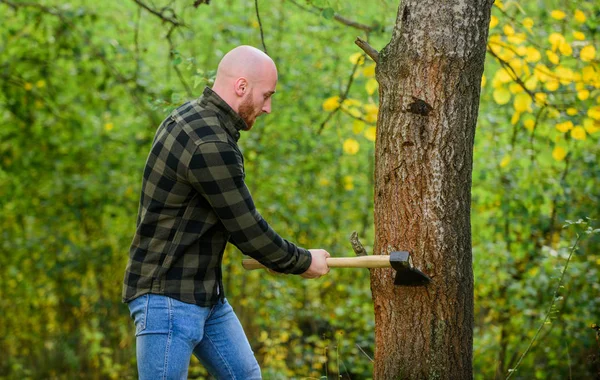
left=0, top=0, right=598, bottom=379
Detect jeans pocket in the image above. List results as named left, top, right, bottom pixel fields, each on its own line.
left=128, top=294, right=149, bottom=336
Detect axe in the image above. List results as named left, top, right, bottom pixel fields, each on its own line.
left=241, top=251, right=431, bottom=286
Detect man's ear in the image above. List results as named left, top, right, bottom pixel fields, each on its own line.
left=234, top=77, right=248, bottom=97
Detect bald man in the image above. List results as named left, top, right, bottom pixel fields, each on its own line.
left=122, top=45, right=330, bottom=379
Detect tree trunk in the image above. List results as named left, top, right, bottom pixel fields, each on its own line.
left=371, top=1, right=492, bottom=378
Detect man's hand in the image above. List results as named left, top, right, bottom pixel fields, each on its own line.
left=300, top=249, right=331, bottom=279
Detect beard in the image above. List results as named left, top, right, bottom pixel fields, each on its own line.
left=238, top=94, right=257, bottom=130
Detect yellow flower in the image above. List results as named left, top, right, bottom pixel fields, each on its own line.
left=493, top=88, right=511, bottom=105
left=509, top=83, right=523, bottom=94
left=322, top=96, right=340, bottom=111
left=104, top=122, right=114, bottom=131
left=522, top=17, right=534, bottom=30
left=546, top=50, right=559, bottom=65
left=572, top=31, right=586, bottom=41
left=36, top=80, right=46, bottom=88
left=511, top=111, right=521, bottom=125
left=503, top=25, right=515, bottom=36
left=490, top=15, right=498, bottom=28
left=559, top=41, right=573, bottom=56
left=343, top=176, right=354, bottom=191
left=318, top=177, right=330, bottom=187
left=555, top=121, right=573, bottom=133
left=552, top=146, right=567, bottom=161
left=524, top=119, right=535, bottom=131
left=589, top=106, right=600, bottom=120
left=24, top=82, right=33, bottom=91
left=544, top=79, right=559, bottom=92
left=534, top=92, right=547, bottom=105
left=349, top=53, right=365, bottom=65
left=577, top=89, right=590, bottom=101
left=481, top=74, right=487, bottom=87
left=352, top=120, right=365, bottom=134
left=524, top=76, right=538, bottom=91
left=555, top=66, right=574, bottom=85
left=580, top=45, right=596, bottom=62
left=582, top=66, right=596, bottom=82
left=566, top=108, right=578, bottom=116
left=343, top=138, right=360, bottom=155
left=550, top=10, right=566, bottom=20
left=364, top=127, right=376, bottom=141
left=574, top=10, right=586, bottom=23
left=500, top=155, right=511, bottom=168
left=548, top=33, right=565, bottom=51
left=513, top=93, right=531, bottom=112
left=494, top=69, right=512, bottom=83
left=363, top=64, right=375, bottom=78
left=525, top=47, right=541, bottom=63
left=534, top=64, right=552, bottom=82
left=364, top=103, right=378, bottom=123
left=583, top=118, right=599, bottom=134
left=570, top=126, right=586, bottom=140
left=507, top=33, right=526, bottom=45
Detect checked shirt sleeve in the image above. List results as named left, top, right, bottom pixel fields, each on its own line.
left=187, top=141, right=312, bottom=274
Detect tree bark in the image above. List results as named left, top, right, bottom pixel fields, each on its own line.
left=372, top=1, right=492, bottom=379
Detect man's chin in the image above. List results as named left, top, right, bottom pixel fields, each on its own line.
left=242, top=117, right=257, bottom=131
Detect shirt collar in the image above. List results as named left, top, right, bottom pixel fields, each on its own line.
left=199, top=87, right=247, bottom=142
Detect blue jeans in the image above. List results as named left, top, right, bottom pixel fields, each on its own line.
left=128, top=294, right=262, bottom=379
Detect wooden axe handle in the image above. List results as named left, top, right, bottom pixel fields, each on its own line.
left=242, top=256, right=392, bottom=271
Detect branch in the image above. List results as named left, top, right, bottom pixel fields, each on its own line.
left=317, top=56, right=363, bottom=134
left=286, top=0, right=377, bottom=33
left=132, top=0, right=184, bottom=27
left=0, top=0, right=66, bottom=20
left=355, top=37, right=379, bottom=64
left=254, top=0, right=268, bottom=54
left=349, top=231, right=368, bottom=257
left=166, top=26, right=193, bottom=97
left=506, top=234, right=581, bottom=379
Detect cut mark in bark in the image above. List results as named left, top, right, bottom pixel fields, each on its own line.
left=404, top=96, right=433, bottom=116
left=401, top=6, right=409, bottom=23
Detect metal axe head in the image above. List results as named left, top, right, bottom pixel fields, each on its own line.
left=390, top=251, right=432, bottom=286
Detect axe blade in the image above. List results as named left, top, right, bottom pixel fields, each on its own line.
left=390, top=251, right=432, bottom=286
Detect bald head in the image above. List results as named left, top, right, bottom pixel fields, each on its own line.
left=215, top=45, right=276, bottom=84
left=212, top=46, right=278, bottom=130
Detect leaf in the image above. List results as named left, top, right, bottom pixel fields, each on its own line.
left=364, top=127, right=376, bottom=141
left=321, top=7, right=335, bottom=20
left=365, top=78, right=378, bottom=95
left=322, top=96, right=340, bottom=111
left=525, top=47, right=541, bottom=63
left=493, top=88, right=511, bottom=105
left=348, top=52, right=365, bottom=65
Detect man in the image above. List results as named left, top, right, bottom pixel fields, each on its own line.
left=122, top=45, right=331, bottom=379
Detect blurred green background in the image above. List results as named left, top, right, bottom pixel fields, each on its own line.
left=0, top=0, right=599, bottom=378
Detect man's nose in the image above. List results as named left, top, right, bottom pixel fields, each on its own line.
left=262, top=99, right=271, bottom=114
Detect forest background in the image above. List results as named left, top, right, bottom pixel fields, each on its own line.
left=0, top=0, right=599, bottom=379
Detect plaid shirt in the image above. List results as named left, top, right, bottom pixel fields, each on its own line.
left=122, top=87, right=312, bottom=306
